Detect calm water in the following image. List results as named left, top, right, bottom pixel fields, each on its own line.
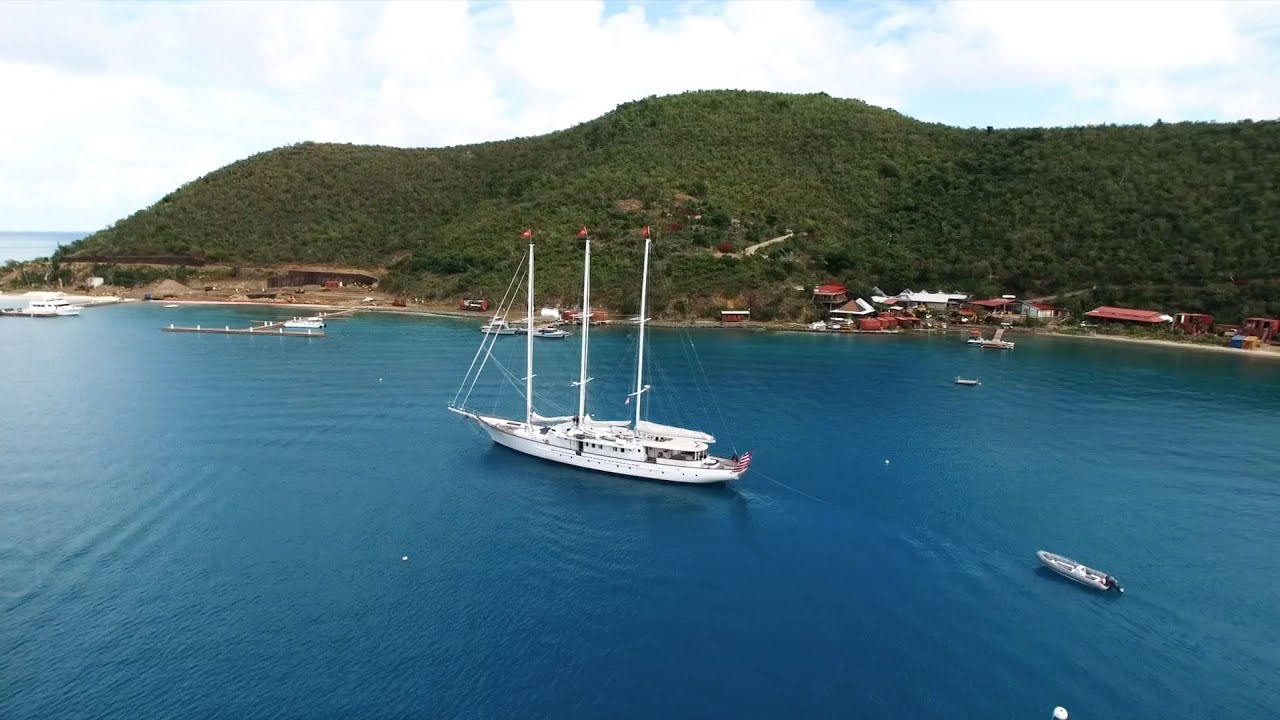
left=2, top=305, right=1278, bottom=719
left=0, top=231, right=89, bottom=263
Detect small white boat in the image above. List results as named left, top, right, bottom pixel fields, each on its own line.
left=163, top=304, right=181, bottom=308
left=1, top=298, right=83, bottom=317
left=532, top=326, right=568, bottom=339
left=967, top=327, right=1015, bottom=350
left=480, top=318, right=516, bottom=335
left=1037, top=551, right=1123, bottom=593
left=955, top=377, right=980, bottom=386
left=284, top=317, right=325, bottom=329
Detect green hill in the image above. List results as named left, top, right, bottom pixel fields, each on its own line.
left=65, top=90, right=1280, bottom=320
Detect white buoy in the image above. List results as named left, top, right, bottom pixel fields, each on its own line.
left=379, top=378, right=383, bottom=382
left=885, top=459, right=890, bottom=464
left=401, top=555, right=408, bottom=561
left=1053, top=707, right=1068, bottom=720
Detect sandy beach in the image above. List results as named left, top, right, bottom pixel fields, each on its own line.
left=1038, top=330, right=1280, bottom=360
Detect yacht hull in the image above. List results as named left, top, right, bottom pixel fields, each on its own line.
left=472, top=415, right=740, bottom=484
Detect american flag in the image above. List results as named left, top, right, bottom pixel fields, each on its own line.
left=733, top=451, right=753, bottom=473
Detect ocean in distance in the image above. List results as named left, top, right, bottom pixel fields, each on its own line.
left=0, top=231, right=89, bottom=263
left=2, top=304, right=1277, bottom=720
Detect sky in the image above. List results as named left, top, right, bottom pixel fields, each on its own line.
left=1, top=0, right=1278, bottom=232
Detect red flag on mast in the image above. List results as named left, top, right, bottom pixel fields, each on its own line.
left=521, top=229, right=532, bottom=238
left=578, top=226, right=588, bottom=237
left=642, top=226, right=650, bottom=238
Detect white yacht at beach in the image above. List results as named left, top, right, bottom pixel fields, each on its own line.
left=450, top=228, right=751, bottom=484
left=0, top=296, right=83, bottom=317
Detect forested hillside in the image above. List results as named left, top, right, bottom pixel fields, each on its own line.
left=65, top=90, right=1280, bottom=320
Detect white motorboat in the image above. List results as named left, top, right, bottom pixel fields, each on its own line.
left=514, top=325, right=568, bottom=338
left=480, top=318, right=516, bottom=335
left=1037, top=551, right=1123, bottom=593
left=450, top=228, right=750, bottom=484
left=954, top=377, right=980, bottom=386
left=968, top=327, right=1015, bottom=349
left=0, top=297, right=83, bottom=317
left=283, top=317, right=325, bottom=329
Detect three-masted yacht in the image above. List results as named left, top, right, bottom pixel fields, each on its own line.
left=449, top=227, right=751, bottom=484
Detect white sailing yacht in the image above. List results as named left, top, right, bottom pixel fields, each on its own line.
left=449, top=229, right=751, bottom=484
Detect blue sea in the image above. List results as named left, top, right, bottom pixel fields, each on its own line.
left=0, top=231, right=90, bottom=263
left=2, top=304, right=1278, bottom=720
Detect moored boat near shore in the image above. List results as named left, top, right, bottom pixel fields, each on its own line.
left=0, top=297, right=83, bottom=317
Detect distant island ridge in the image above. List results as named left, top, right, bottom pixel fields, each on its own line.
left=4, top=90, right=1278, bottom=326
left=0, top=231, right=90, bottom=264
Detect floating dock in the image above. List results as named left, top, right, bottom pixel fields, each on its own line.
left=163, top=323, right=325, bottom=337
left=161, top=309, right=354, bottom=338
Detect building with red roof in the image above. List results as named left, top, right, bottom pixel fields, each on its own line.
left=1021, top=301, right=1064, bottom=319
left=1084, top=306, right=1172, bottom=324
left=1173, top=312, right=1215, bottom=336
left=812, top=283, right=849, bottom=309
left=1241, top=317, right=1280, bottom=343
left=965, top=298, right=1020, bottom=314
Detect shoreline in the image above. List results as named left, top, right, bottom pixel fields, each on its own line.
left=1037, top=330, right=1280, bottom=360
left=144, top=298, right=1280, bottom=361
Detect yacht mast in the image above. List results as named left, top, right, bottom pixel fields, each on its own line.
left=525, top=240, right=535, bottom=425
left=633, top=227, right=651, bottom=428
left=576, top=230, right=591, bottom=423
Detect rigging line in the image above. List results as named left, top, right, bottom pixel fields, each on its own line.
left=683, top=333, right=737, bottom=456
left=463, top=254, right=528, bottom=406
left=460, top=316, right=504, bottom=410
left=752, top=469, right=833, bottom=506
left=652, top=348, right=699, bottom=432
left=669, top=332, right=717, bottom=445
left=604, top=327, right=638, bottom=390
left=488, top=356, right=571, bottom=414
left=456, top=248, right=527, bottom=403
left=493, top=316, right=527, bottom=414
left=650, top=262, right=718, bottom=436
left=455, top=248, right=529, bottom=408
left=647, top=353, right=684, bottom=428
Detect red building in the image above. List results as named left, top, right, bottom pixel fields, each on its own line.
left=459, top=298, right=490, bottom=311
left=1084, top=306, right=1171, bottom=324
left=1241, top=317, right=1280, bottom=343
left=720, top=310, right=750, bottom=323
left=813, top=283, right=849, bottom=309
left=1173, top=312, right=1215, bottom=336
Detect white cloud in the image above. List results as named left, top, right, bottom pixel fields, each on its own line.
left=0, top=0, right=1277, bottom=230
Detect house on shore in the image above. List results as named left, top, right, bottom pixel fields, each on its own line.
left=873, top=289, right=969, bottom=311
left=1084, top=306, right=1173, bottom=325
left=1241, top=317, right=1280, bottom=344
left=963, top=297, right=1064, bottom=320
left=1173, top=313, right=1215, bottom=335
left=1021, top=301, right=1064, bottom=319
left=965, top=298, right=1020, bottom=315
left=829, top=298, right=876, bottom=323
left=720, top=310, right=750, bottom=323
left=813, top=283, right=850, bottom=311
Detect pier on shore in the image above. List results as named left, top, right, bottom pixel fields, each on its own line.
left=161, top=309, right=355, bottom=337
